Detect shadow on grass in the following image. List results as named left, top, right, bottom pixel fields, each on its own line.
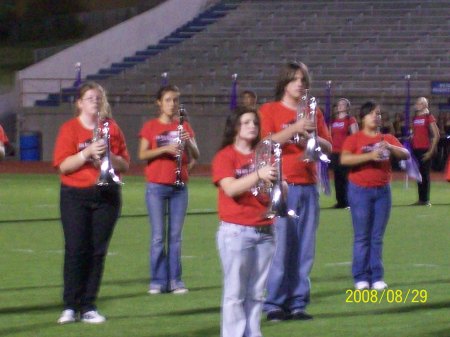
left=0, top=302, right=61, bottom=315
left=112, top=306, right=220, bottom=321
left=312, top=299, right=450, bottom=319
left=391, top=202, right=450, bottom=208
left=383, top=277, right=450, bottom=291
left=0, top=322, right=58, bottom=337
left=145, top=325, right=220, bottom=337
left=0, top=277, right=149, bottom=293
left=0, top=283, right=62, bottom=293
left=426, top=328, right=450, bottom=337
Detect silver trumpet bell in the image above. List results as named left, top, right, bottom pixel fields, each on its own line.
left=303, top=97, right=330, bottom=164
left=264, top=142, right=297, bottom=219
left=265, top=181, right=287, bottom=219
left=97, top=121, right=123, bottom=186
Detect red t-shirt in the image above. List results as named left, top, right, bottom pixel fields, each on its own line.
left=331, top=116, right=358, bottom=153
left=53, top=117, right=130, bottom=188
left=139, top=118, right=194, bottom=184
left=259, top=101, right=332, bottom=184
left=411, top=114, right=436, bottom=150
left=342, top=131, right=403, bottom=187
left=212, top=145, right=272, bottom=226
left=0, top=125, right=9, bottom=144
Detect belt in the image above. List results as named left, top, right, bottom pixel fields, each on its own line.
left=254, top=226, right=273, bottom=234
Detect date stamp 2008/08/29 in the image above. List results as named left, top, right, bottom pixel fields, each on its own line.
left=345, top=289, right=428, bottom=304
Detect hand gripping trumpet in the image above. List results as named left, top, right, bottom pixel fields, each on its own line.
left=265, top=142, right=289, bottom=219
left=252, top=137, right=296, bottom=219
left=93, top=111, right=123, bottom=186
left=302, top=97, right=330, bottom=163
left=173, top=104, right=186, bottom=189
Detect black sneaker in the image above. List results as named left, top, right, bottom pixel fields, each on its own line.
left=266, top=310, right=286, bottom=322
left=291, top=310, right=313, bottom=320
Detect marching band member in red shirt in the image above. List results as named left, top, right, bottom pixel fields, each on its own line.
left=138, top=85, right=199, bottom=295
left=260, top=62, right=332, bottom=321
left=0, top=124, right=9, bottom=160
left=212, top=106, right=276, bottom=337
left=53, top=82, right=130, bottom=324
left=330, top=98, right=359, bottom=208
left=341, top=101, right=409, bottom=291
left=411, top=97, right=440, bottom=206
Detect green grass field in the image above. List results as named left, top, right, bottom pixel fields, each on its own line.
left=0, top=174, right=449, bottom=337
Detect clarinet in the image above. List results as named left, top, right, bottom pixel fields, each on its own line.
left=174, top=104, right=186, bottom=189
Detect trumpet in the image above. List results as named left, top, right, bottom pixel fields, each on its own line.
left=93, top=111, right=123, bottom=186
left=298, top=95, right=330, bottom=163
left=294, top=89, right=310, bottom=144
left=252, top=137, right=273, bottom=197
left=252, top=137, right=294, bottom=219
left=265, top=142, right=289, bottom=219
left=173, top=104, right=186, bottom=189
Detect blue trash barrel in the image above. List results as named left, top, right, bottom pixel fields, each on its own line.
left=20, top=131, right=41, bottom=161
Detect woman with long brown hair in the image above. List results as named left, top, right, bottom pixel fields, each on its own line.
left=212, top=106, right=276, bottom=337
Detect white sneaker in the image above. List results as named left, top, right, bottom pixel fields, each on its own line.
left=372, top=281, right=388, bottom=290
left=57, top=309, right=76, bottom=324
left=148, top=288, right=162, bottom=295
left=172, top=287, right=189, bottom=294
left=354, top=281, right=370, bottom=290
left=81, top=310, right=106, bottom=324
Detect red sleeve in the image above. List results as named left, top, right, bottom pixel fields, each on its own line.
left=139, top=120, right=154, bottom=145
left=53, top=121, right=79, bottom=168
left=212, top=148, right=235, bottom=185
left=342, top=133, right=357, bottom=153
left=259, top=103, right=275, bottom=139
left=429, top=114, right=436, bottom=124
left=109, top=119, right=130, bottom=163
left=0, top=125, right=9, bottom=144
left=384, top=134, right=403, bottom=148
left=350, top=117, right=358, bottom=128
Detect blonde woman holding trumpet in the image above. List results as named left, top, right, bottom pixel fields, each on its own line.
left=53, top=81, right=129, bottom=324
left=138, top=85, right=199, bottom=295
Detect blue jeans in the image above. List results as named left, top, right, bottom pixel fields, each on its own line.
left=217, top=222, right=275, bottom=337
left=348, top=182, right=391, bottom=284
left=264, top=184, right=319, bottom=313
left=146, top=182, right=188, bottom=292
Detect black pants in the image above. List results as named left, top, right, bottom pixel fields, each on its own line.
left=413, top=149, right=431, bottom=203
left=60, top=184, right=121, bottom=313
left=331, top=153, right=349, bottom=207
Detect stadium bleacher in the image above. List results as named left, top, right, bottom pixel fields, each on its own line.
left=19, top=0, right=450, bottom=163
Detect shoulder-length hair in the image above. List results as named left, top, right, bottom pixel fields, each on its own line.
left=359, top=100, right=379, bottom=120
left=75, top=81, right=111, bottom=119
left=219, top=106, right=260, bottom=150
left=274, top=61, right=311, bottom=101
left=155, top=84, right=180, bottom=101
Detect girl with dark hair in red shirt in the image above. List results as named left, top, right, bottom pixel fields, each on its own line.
left=341, top=101, right=409, bottom=291
left=212, top=106, right=276, bottom=337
